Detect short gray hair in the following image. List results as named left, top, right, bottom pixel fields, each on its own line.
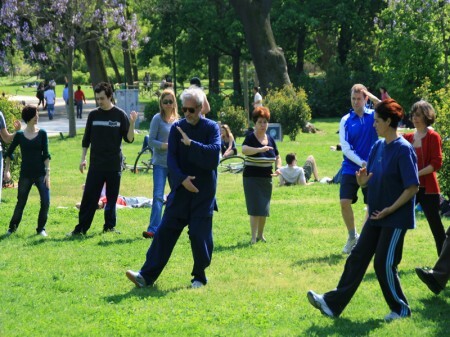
left=180, top=87, right=204, bottom=107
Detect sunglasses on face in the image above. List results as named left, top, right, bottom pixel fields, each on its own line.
left=162, top=99, right=173, bottom=105
left=182, top=107, right=196, bottom=114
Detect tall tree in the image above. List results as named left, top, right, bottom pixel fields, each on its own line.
left=229, top=0, right=290, bottom=92
left=375, top=0, right=444, bottom=108
left=0, top=0, right=139, bottom=136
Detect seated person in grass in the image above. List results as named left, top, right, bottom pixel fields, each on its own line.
left=273, top=153, right=320, bottom=186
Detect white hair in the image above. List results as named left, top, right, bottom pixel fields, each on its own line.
left=180, top=87, right=204, bottom=107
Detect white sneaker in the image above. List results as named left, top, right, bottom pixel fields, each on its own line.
left=38, top=230, right=48, bottom=237
left=126, top=270, right=146, bottom=288
left=342, top=234, right=359, bottom=254
left=191, top=280, right=204, bottom=289
left=384, top=311, right=404, bottom=322
left=5, top=230, right=13, bottom=236
left=307, top=290, right=334, bottom=318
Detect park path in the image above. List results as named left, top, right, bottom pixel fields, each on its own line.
left=8, top=94, right=145, bottom=137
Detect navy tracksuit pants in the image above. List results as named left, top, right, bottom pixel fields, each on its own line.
left=139, top=214, right=213, bottom=285
left=324, top=224, right=411, bottom=317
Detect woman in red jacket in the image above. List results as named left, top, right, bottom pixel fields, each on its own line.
left=403, top=100, right=446, bottom=255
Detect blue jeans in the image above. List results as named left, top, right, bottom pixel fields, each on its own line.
left=9, top=176, right=50, bottom=233
left=76, top=101, right=83, bottom=118
left=47, top=104, right=55, bottom=119
left=147, top=165, right=168, bottom=233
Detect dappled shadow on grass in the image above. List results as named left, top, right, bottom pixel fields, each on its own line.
left=415, top=294, right=450, bottom=335
left=292, top=253, right=344, bottom=267
left=214, top=240, right=254, bottom=252
left=305, top=317, right=383, bottom=336
left=104, top=284, right=187, bottom=303
left=97, top=238, right=141, bottom=246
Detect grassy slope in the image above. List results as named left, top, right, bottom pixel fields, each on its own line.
left=0, top=119, right=449, bottom=337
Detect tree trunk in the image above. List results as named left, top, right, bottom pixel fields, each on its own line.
left=80, top=39, right=109, bottom=88
left=122, top=41, right=134, bottom=86
left=337, top=22, right=352, bottom=65
left=231, top=48, right=242, bottom=95
left=229, top=0, right=290, bottom=93
left=106, top=48, right=122, bottom=84
left=208, top=53, right=220, bottom=94
left=66, top=46, right=76, bottom=137
left=296, top=25, right=307, bottom=73
left=131, top=50, right=139, bottom=82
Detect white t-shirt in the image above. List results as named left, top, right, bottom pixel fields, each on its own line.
left=254, top=92, right=262, bottom=107
left=279, top=165, right=306, bottom=185
left=44, top=89, right=56, bottom=104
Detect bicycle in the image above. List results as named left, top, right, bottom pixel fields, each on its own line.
left=218, top=155, right=245, bottom=174
left=125, top=146, right=153, bottom=173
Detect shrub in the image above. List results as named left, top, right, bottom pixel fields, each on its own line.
left=71, top=71, right=90, bottom=85
left=0, top=98, right=22, bottom=182
left=143, top=98, right=162, bottom=123
left=264, top=84, right=312, bottom=141
left=217, top=98, right=248, bottom=137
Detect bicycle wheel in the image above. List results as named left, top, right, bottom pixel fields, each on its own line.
left=133, top=146, right=154, bottom=173
left=218, top=155, right=245, bottom=173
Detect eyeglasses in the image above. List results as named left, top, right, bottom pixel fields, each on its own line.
left=182, top=107, right=196, bottom=114
left=162, top=99, right=173, bottom=105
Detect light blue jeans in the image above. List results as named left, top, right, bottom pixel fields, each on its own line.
left=147, top=165, right=168, bottom=233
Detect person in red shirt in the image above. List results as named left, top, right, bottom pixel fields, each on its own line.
left=74, top=85, right=87, bottom=119
left=403, top=100, right=446, bottom=256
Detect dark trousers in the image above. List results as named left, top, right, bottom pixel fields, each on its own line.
left=416, top=188, right=446, bottom=255
left=9, top=176, right=50, bottom=233
left=73, top=170, right=121, bottom=234
left=76, top=101, right=83, bottom=118
left=432, top=226, right=450, bottom=288
left=140, top=215, right=213, bottom=285
left=323, top=224, right=411, bottom=317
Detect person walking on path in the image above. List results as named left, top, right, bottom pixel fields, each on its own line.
left=63, top=84, right=70, bottom=118
left=307, top=99, right=419, bottom=322
left=74, top=86, right=86, bottom=119
left=338, top=84, right=378, bottom=254
left=142, top=89, right=179, bottom=239
left=126, top=87, right=221, bottom=289
left=4, top=105, right=51, bottom=237
left=68, top=82, right=137, bottom=236
left=44, top=85, right=56, bottom=120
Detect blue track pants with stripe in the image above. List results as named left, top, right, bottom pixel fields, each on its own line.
left=323, top=224, right=410, bottom=317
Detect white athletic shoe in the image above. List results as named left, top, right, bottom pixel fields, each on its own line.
left=307, top=290, right=334, bottom=318
left=342, top=234, right=359, bottom=254
left=126, top=270, right=146, bottom=288
left=38, top=230, right=48, bottom=237
left=384, top=311, right=404, bottom=322
left=191, top=280, right=204, bottom=289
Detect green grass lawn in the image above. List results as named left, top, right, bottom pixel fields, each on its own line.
left=0, top=120, right=449, bottom=336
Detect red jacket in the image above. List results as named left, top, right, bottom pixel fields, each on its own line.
left=403, top=129, right=442, bottom=194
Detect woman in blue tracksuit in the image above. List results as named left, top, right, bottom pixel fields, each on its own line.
left=307, top=99, right=419, bottom=322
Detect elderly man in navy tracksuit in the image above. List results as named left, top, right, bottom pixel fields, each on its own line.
left=126, top=87, right=220, bottom=289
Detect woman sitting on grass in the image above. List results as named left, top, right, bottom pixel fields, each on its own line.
left=4, top=105, right=51, bottom=237
left=220, top=124, right=237, bottom=158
